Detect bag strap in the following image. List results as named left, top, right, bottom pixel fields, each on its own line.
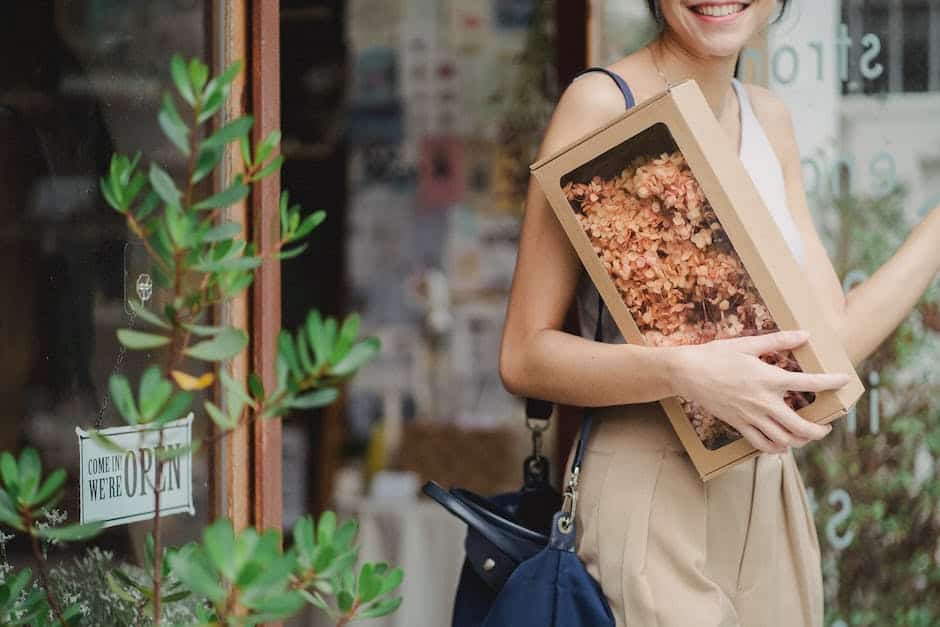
left=558, top=66, right=635, bottom=533
left=573, top=66, right=636, bottom=108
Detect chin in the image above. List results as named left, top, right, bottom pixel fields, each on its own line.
left=662, top=1, right=776, bottom=59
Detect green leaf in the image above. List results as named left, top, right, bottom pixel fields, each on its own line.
left=107, top=571, right=143, bottom=604
left=158, top=93, right=190, bottom=155
left=169, top=545, right=226, bottom=603
left=203, top=116, right=254, bottom=150
left=139, top=366, right=173, bottom=421
left=278, top=331, right=302, bottom=381
left=87, top=431, right=129, bottom=454
left=192, top=182, right=250, bottom=211
left=359, top=597, right=403, bottom=619
left=17, top=449, right=40, bottom=503
left=36, top=521, right=103, bottom=541
left=378, top=566, right=404, bottom=596
left=109, top=373, right=140, bottom=425
left=204, top=519, right=237, bottom=581
left=277, top=244, right=308, bottom=260
left=293, top=515, right=315, bottom=560
left=358, top=563, right=381, bottom=604
left=240, top=134, right=252, bottom=167
left=0, top=490, right=24, bottom=530
left=248, top=372, right=265, bottom=402
left=152, top=391, right=194, bottom=427
left=124, top=171, right=148, bottom=210
left=165, top=202, right=192, bottom=248
left=286, top=388, right=338, bottom=410
left=204, top=401, right=236, bottom=430
left=255, top=130, right=281, bottom=165
left=333, top=518, right=358, bottom=549
left=252, top=154, right=285, bottom=181
left=188, top=58, right=209, bottom=93
left=293, top=210, right=326, bottom=240
left=170, top=54, right=196, bottom=106
left=330, top=338, right=380, bottom=377
left=337, top=590, right=354, bottom=614
left=31, top=469, right=66, bottom=508
left=129, top=299, right=171, bottom=330
left=149, top=163, right=182, bottom=208
left=117, top=329, right=170, bottom=350
left=305, top=311, right=327, bottom=367
left=4, top=568, right=33, bottom=606
left=332, top=313, right=361, bottom=363
left=203, top=222, right=242, bottom=242
left=100, top=176, right=122, bottom=213
left=192, top=145, right=223, bottom=184
left=182, top=323, right=226, bottom=337
left=135, top=189, right=160, bottom=221
left=317, top=511, right=336, bottom=546
left=220, top=370, right=256, bottom=411
left=186, top=328, right=248, bottom=362
left=0, top=453, right=18, bottom=491
left=296, top=331, right=315, bottom=375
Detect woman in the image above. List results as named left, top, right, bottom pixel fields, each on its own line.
left=498, top=1, right=940, bottom=625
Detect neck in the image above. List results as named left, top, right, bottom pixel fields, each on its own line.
left=652, top=32, right=738, bottom=117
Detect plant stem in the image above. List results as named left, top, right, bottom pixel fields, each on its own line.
left=152, top=101, right=203, bottom=627
left=335, top=600, right=359, bottom=627
left=151, top=427, right=166, bottom=626
left=26, top=517, right=66, bottom=626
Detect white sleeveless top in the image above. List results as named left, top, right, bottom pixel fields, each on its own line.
left=575, top=78, right=806, bottom=342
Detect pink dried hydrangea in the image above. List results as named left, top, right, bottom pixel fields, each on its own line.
left=563, top=151, right=814, bottom=450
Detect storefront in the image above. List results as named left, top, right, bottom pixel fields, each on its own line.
left=1, top=0, right=939, bottom=625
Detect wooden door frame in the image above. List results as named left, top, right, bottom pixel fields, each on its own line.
left=209, top=0, right=282, bottom=534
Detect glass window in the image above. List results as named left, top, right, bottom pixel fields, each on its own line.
left=0, top=0, right=211, bottom=604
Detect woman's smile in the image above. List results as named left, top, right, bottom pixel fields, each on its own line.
left=687, top=1, right=751, bottom=23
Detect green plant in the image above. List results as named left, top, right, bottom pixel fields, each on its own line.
left=0, top=448, right=101, bottom=624
left=0, top=54, right=402, bottom=626
left=797, top=185, right=940, bottom=626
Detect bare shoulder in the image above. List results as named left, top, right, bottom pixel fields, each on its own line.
left=536, top=49, right=655, bottom=160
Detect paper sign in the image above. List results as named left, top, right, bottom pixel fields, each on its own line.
left=77, top=414, right=195, bottom=528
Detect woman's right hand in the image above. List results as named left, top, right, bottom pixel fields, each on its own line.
left=668, top=329, right=851, bottom=454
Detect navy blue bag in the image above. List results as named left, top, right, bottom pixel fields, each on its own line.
left=423, top=405, right=614, bottom=627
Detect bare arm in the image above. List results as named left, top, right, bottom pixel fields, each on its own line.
left=498, top=74, right=684, bottom=408
left=755, top=87, right=940, bottom=367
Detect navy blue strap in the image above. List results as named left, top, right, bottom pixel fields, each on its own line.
left=573, top=66, right=636, bottom=109
left=569, top=67, right=636, bottom=473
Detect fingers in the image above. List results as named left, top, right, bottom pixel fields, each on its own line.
left=751, top=415, right=797, bottom=451
left=738, top=423, right=787, bottom=454
left=775, top=370, right=851, bottom=393
left=767, top=402, right=832, bottom=441
left=725, top=329, right=809, bottom=356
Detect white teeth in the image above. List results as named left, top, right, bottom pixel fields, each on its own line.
left=692, top=3, right=745, bottom=17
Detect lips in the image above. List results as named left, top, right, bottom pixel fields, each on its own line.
left=688, top=2, right=749, bottom=19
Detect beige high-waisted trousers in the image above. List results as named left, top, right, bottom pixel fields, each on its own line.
left=564, top=402, right=823, bottom=627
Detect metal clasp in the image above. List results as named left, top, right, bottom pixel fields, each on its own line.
left=558, top=466, right=581, bottom=533
left=526, top=417, right=549, bottom=460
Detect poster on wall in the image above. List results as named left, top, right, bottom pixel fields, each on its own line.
left=418, top=135, right=465, bottom=209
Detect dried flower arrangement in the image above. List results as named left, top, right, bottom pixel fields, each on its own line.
left=563, top=150, right=814, bottom=449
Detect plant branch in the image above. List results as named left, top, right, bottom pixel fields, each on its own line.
left=127, top=213, right=172, bottom=276
left=24, top=512, right=66, bottom=626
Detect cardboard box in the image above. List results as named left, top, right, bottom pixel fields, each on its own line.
left=530, top=79, right=864, bottom=480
